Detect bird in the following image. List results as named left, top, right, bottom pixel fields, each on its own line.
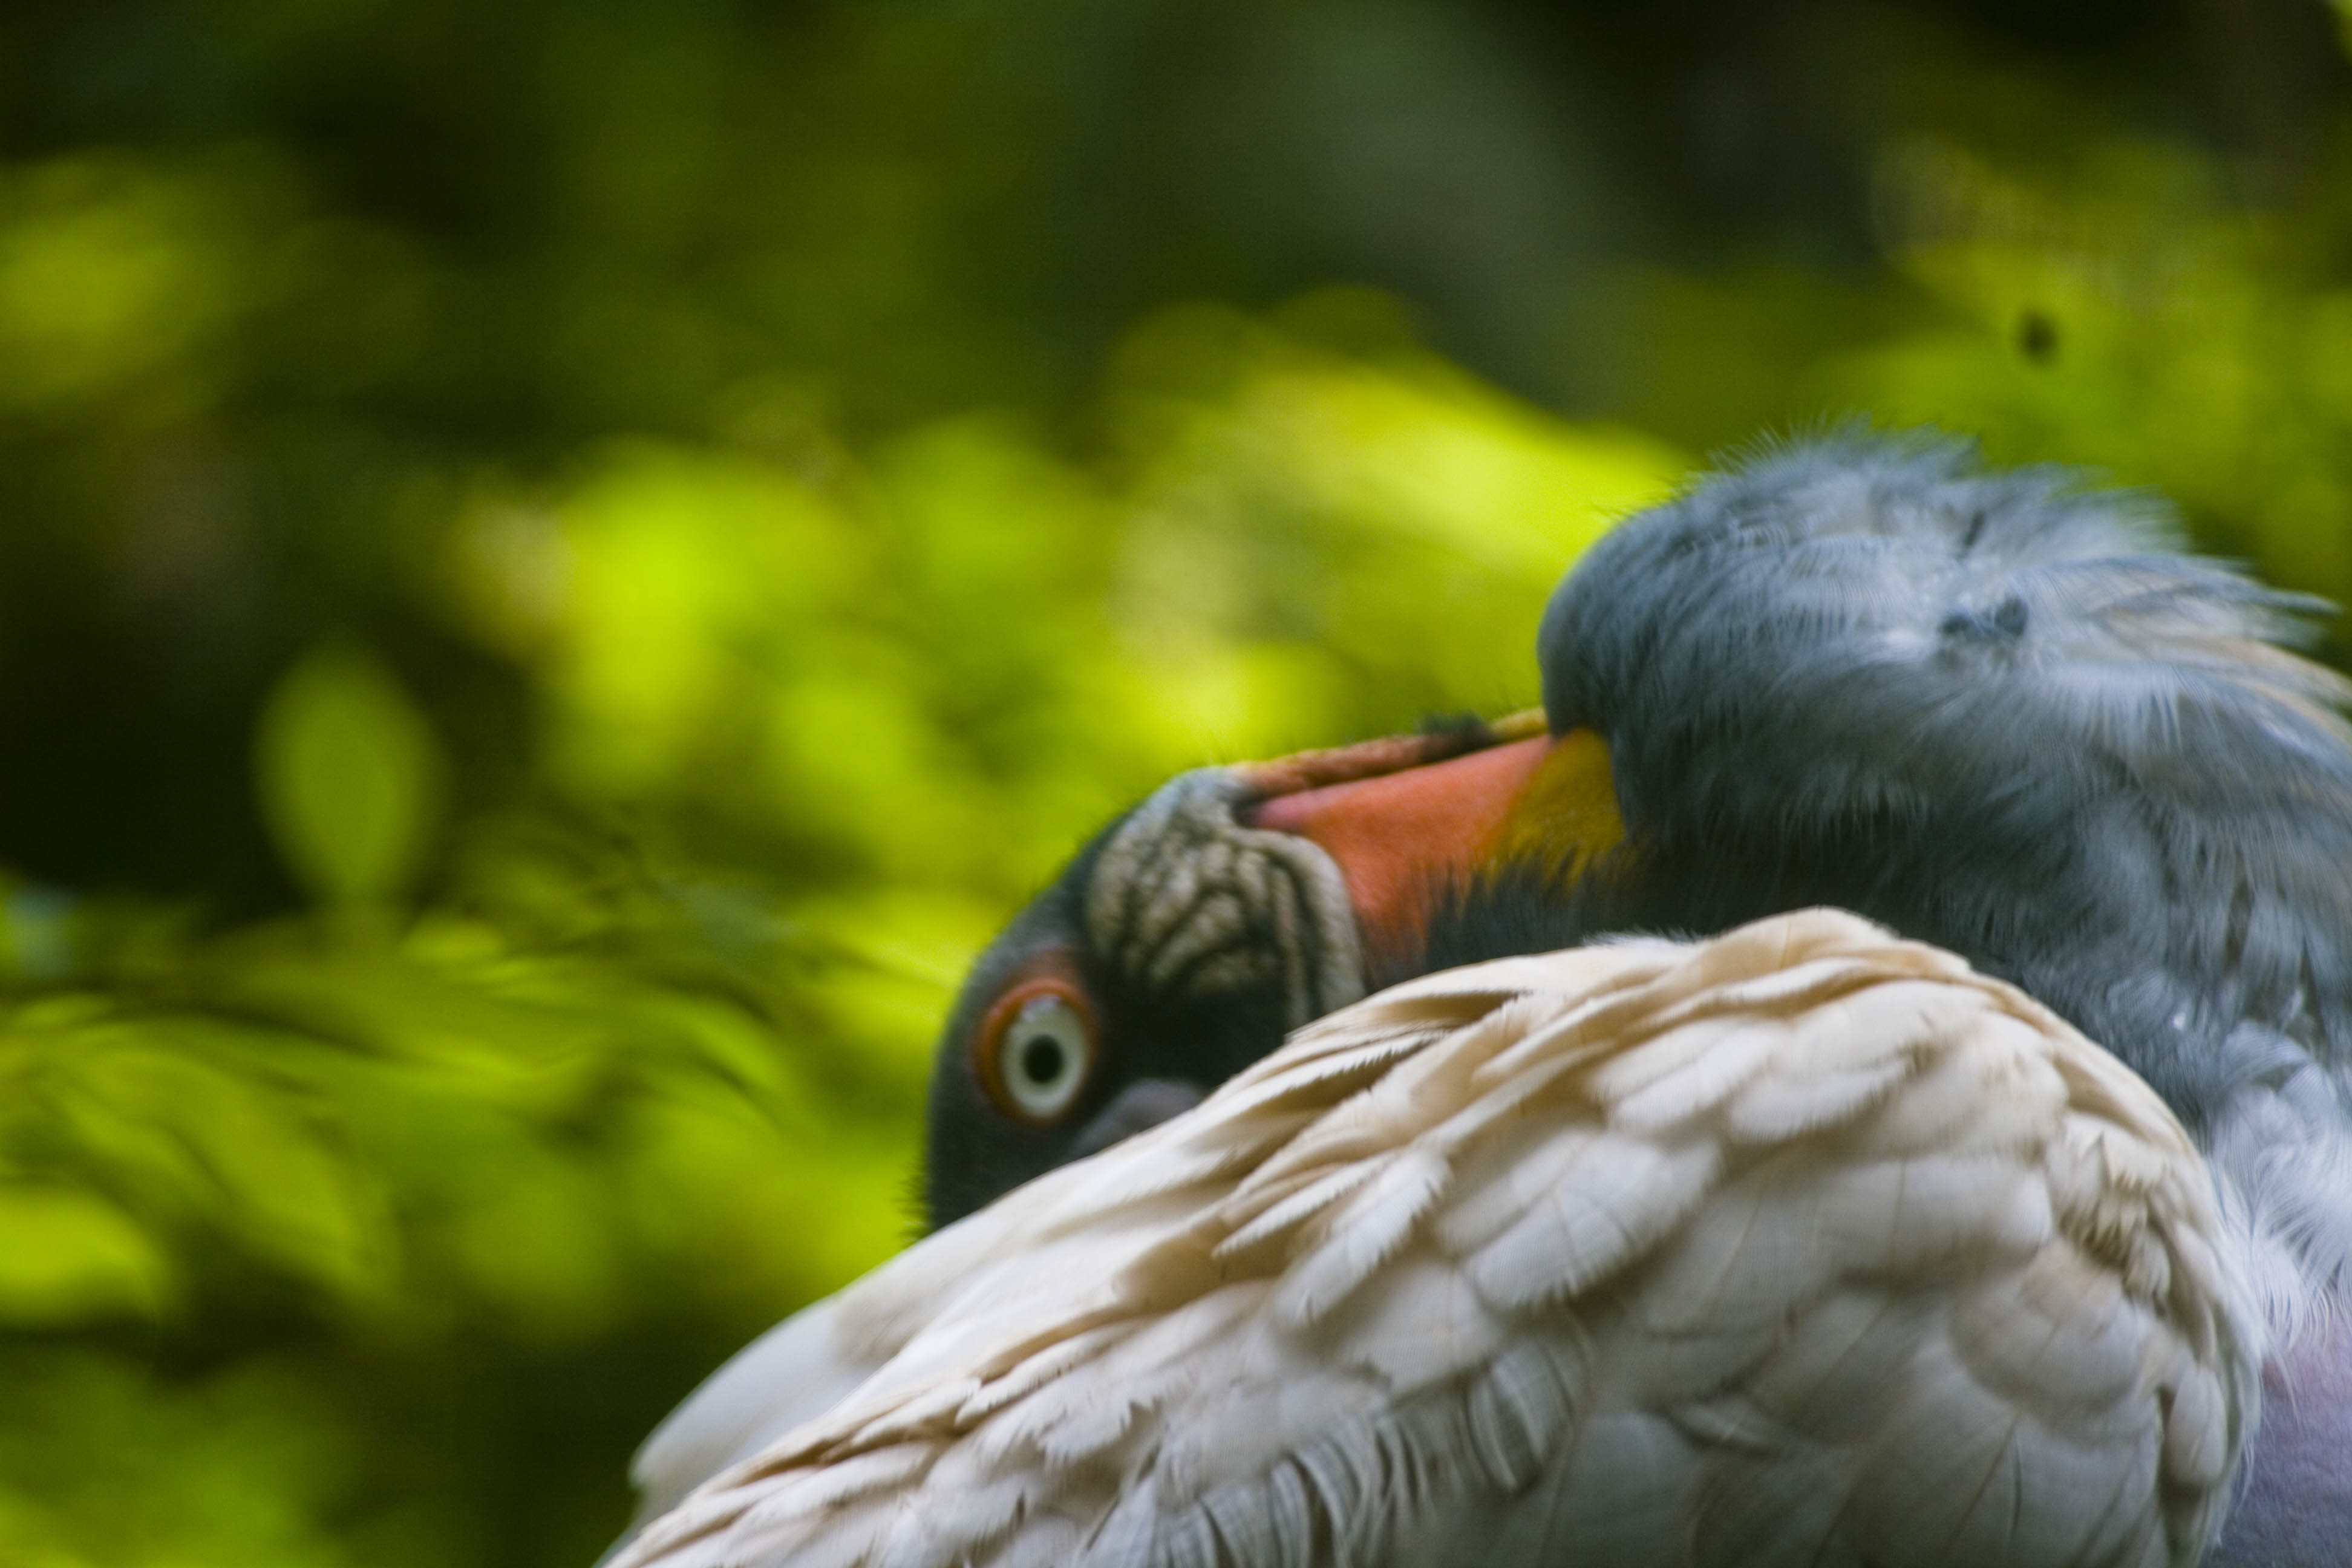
left=608, top=432, right=2352, bottom=1566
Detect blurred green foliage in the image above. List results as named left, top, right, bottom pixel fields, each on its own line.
left=1, top=2, right=2348, bottom=1565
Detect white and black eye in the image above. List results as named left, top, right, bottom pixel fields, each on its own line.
left=975, top=979, right=1098, bottom=1123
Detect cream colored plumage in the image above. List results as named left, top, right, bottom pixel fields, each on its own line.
left=614, top=910, right=2254, bottom=1568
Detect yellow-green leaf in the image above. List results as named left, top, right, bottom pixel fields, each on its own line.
left=0, top=1187, right=172, bottom=1325
left=255, top=647, right=446, bottom=907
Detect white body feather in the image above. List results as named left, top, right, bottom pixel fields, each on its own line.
left=617, top=910, right=2257, bottom=1568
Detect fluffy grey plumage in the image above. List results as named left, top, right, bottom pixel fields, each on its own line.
left=1538, top=433, right=2352, bottom=1313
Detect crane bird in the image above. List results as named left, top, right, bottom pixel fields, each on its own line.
left=610, top=434, right=2352, bottom=1567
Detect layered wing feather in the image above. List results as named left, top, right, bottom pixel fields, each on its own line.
left=613, top=910, right=2257, bottom=1568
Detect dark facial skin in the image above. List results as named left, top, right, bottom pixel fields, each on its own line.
left=920, top=827, right=1296, bottom=1228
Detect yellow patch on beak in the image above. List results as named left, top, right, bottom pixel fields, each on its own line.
left=1492, top=727, right=1623, bottom=886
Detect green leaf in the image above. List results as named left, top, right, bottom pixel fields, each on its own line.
left=255, top=647, right=446, bottom=907
left=0, top=1186, right=171, bottom=1325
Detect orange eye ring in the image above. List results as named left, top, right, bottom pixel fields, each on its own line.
left=972, top=973, right=1099, bottom=1125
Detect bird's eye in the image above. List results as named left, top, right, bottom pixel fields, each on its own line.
left=975, top=980, right=1097, bottom=1123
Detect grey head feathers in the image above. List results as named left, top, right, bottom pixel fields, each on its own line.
left=1535, top=430, right=2352, bottom=1319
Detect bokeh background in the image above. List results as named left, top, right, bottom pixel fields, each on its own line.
left=4, top=2, right=2351, bottom=1563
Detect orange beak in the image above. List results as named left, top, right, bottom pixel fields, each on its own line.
left=1236, top=715, right=1624, bottom=979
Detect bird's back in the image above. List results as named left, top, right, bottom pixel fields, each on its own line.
left=612, top=911, right=2252, bottom=1568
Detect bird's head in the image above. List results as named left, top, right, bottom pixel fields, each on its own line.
left=921, top=712, right=1628, bottom=1224
left=926, top=432, right=2352, bottom=1235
